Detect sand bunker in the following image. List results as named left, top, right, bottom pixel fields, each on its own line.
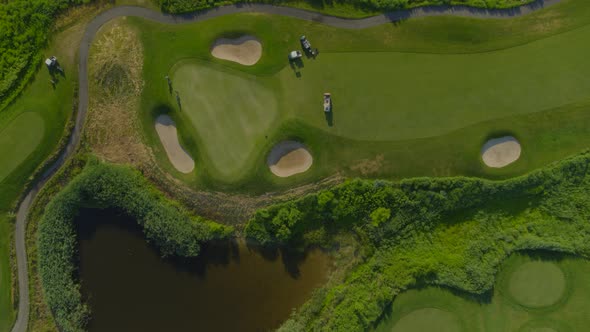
left=155, top=115, right=195, bottom=173
left=211, top=35, right=262, bottom=66
left=481, top=136, right=521, bottom=168
left=267, top=141, right=313, bottom=177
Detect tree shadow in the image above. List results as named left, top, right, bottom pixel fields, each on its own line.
left=245, top=241, right=312, bottom=279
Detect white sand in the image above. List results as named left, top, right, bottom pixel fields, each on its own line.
left=481, top=136, right=521, bottom=168
left=267, top=141, right=313, bottom=177
left=155, top=115, right=195, bottom=173
left=211, top=35, right=262, bottom=66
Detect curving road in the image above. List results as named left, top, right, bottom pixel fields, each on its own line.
left=11, top=0, right=562, bottom=331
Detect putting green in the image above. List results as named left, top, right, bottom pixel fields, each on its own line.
left=508, top=261, right=566, bottom=308
left=391, top=308, right=461, bottom=332
left=0, top=112, right=45, bottom=183
left=171, top=62, right=279, bottom=178
left=375, top=254, right=590, bottom=332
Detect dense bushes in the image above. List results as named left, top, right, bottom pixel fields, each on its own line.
left=38, top=161, right=233, bottom=332
left=155, top=0, right=533, bottom=14
left=245, top=151, right=590, bottom=331
left=0, top=0, right=89, bottom=110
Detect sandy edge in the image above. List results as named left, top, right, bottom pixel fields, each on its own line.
left=155, top=115, right=195, bottom=173
left=481, top=136, right=522, bottom=168
left=267, top=141, right=313, bottom=177
left=211, top=35, right=262, bottom=66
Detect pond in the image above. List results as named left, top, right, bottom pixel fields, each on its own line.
left=77, top=209, right=330, bottom=332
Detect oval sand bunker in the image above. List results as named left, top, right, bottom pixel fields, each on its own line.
left=268, top=141, right=313, bottom=178
left=481, top=136, right=521, bottom=168
left=211, top=36, right=262, bottom=66
left=155, top=115, right=195, bottom=173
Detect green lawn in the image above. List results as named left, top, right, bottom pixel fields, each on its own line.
left=171, top=61, right=280, bottom=178
left=0, top=215, right=13, bottom=332
left=375, top=253, right=588, bottom=332
left=0, top=19, right=79, bottom=332
left=0, top=113, right=45, bottom=182
left=133, top=0, right=590, bottom=191
left=280, top=28, right=590, bottom=141
left=507, top=261, right=566, bottom=309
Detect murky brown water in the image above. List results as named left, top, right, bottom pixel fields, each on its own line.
left=77, top=209, right=330, bottom=332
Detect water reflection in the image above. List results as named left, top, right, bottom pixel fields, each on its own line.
left=77, top=209, right=330, bottom=332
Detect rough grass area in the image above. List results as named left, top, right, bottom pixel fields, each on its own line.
left=134, top=0, right=590, bottom=191
left=375, top=253, right=586, bottom=332
left=85, top=18, right=151, bottom=168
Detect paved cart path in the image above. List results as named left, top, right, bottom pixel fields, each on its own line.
left=11, top=0, right=562, bottom=331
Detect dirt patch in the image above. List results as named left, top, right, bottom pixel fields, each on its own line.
left=481, top=136, right=521, bottom=168
left=211, top=36, right=262, bottom=66
left=351, top=154, right=385, bottom=176
left=155, top=115, right=195, bottom=174
left=267, top=141, right=313, bottom=177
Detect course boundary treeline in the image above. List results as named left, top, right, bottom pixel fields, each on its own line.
left=37, top=159, right=233, bottom=332
left=244, top=150, right=590, bottom=331
left=154, top=0, right=536, bottom=16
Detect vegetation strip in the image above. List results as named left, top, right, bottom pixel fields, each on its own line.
left=245, top=151, right=590, bottom=330
left=10, top=1, right=567, bottom=331
left=37, top=161, right=231, bottom=331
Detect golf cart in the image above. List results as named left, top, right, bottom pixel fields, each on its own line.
left=323, top=93, right=332, bottom=112
left=45, top=56, right=63, bottom=72
left=288, top=50, right=302, bottom=61
left=300, top=35, right=317, bottom=57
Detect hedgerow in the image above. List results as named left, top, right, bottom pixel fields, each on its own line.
left=155, top=0, right=534, bottom=15
left=245, top=151, right=590, bottom=331
left=38, top=161, right=233, bottom=332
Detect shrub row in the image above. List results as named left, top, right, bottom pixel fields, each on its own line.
left=245, top=151, right=590, bottom=331
left=155, top=0, right=534, bottom=15
left=38, top=161, right=233, bottom=332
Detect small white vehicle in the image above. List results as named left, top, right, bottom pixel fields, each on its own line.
left=288, top=50, right=302, bottom=61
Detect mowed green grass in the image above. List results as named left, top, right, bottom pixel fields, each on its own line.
left=389, top=308, right=462, bottom=332
left=0, top=214, right=13, bottom=332
left=171, top=62, right=280, bottom=178
left=508, top=261, right=566, bottom=308
left=0, top=19, right=79, bottom=331
left=134, top=0, right=590, bottom=191
left=375, top=254, right=588, bottom=332
left=280, top=26, right=590, bottom=140
left=0, top=113, right=45, bottom=182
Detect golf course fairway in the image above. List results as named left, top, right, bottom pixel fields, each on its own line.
left=0, top=112, right=44, bottom=182
left=129, top=6, right=590, bottom=186
left=375, top=253, right=586, bottom=332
